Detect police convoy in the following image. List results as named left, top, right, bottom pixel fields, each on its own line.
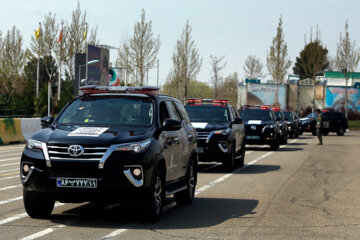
left=20, top=85, right=347, bottom=221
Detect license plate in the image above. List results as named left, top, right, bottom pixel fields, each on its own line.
left=246, top=136, right=260, bottom=140
left=198, top=147, right=204, bottom=153
left=56, top=177, right=97, bottom=188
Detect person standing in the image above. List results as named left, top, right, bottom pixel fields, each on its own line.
left=316, top=109, right=323, bottom=145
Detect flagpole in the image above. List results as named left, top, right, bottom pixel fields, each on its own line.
left=58, top=21, right=63, bottom=101
left=36, top=22, right=41, bottom=98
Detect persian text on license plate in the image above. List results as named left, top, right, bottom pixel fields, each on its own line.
left=56, top=178, right=97, bottom=188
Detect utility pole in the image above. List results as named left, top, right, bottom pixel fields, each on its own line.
left=157, top=59, right=159, bottom=87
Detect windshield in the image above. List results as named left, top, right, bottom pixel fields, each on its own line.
left=240, top=109, right=274, bottom=121
left=283, top=112, right=292, bottom=120
left=56, top=97, right=154, bottom=127
left=274, top=111, right=282, bottom=119
left=304, top=112, right=317, bottom=119
left=185, top=105, right=229, bottom=123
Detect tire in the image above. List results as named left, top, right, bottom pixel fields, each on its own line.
left=312, top=131, right=316, bottom=136
left=237, top=140, right=245, bottom=167
left=143, top=167, right=165, bottom=222
left=295, top=132, right=299, bottom=138
left=223, top=143, right=235, bottom=172
left=280, top=135, right=288, bottom=145
left=337, top=127, right=345, bottom=136
left=174, top=159, right=197, bottom=204
left=23, top=190, right=54, bottom=219
left=322, top=131, right=329, bottom=136
left=288, top=133, right=293, bottom=138
left=270, top=137, right=280, bottom=151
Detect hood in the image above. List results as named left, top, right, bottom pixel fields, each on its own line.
left=244, top=120, right=274, bottom=126
left=31, top=125, right=154, bottom=146
left=191, top=122, right=229, bottom=131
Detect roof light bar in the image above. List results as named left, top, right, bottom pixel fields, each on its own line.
left=244, top=105, right=272, bottom=110
left=78, top=85, right=159, bottom=96
left=187, top=98, right=229, bottom=104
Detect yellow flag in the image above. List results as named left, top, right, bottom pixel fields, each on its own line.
left=83, top=30, right=87, bottom=41
left=35, top=28, right=40, bottom=40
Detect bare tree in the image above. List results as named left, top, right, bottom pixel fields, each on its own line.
left=243, top=55, right=264, bottom=79
left=336, top=20, right=360, bottom=117
left=267, top=16, right=291, bottom=106
left=63, top=1, right=98, bottom=80
left=218, top=72, right=239, bottom=106
left=128, top=9, right=160, bottom=86
left=210, top=55, right=226, bottom=99
left=0, top=26, right=26, bottom=106
left=116, top=33, right=134, bottom=85
left=167, top=20, right=202, bottom=102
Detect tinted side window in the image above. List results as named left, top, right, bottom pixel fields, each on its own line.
left=165, top=101, right=181, bottom=121
left=159, top=101, right=170, bottom=126
left=174, top=101, right=191, bottom=124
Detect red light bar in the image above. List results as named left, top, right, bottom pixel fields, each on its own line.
left=213, top=99, right=229, bottom=104
left=272, top=107, right=280, bottom=111
left=187, top=99, right=202, bottom=103
left=244, top=105, right=271, bottom=110
left=79, top=85, right=159, bottom=96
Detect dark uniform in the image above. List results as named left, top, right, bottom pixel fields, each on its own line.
left=316, top=111, right=323, bottom=145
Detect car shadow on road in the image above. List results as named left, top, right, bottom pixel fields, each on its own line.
left=287, top=142, right=307, bottom=146
left=241, top=164, right=281, bottom=174
left=50, top=197, right=258, bottom=230
left=277, top=147, right=304, bottom=152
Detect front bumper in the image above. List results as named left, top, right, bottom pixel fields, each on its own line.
left=20, top=150, right=155, bottom=203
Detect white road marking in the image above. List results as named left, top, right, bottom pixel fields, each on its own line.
left=19, top=224, right=67, bottom=240
left=0, top=153, right=22, bottom=158
left=0, top=175, right=19, bottom=181
left=0, top=203, right=64, bottom=225
left=98, top=229, right=129, bottom=240
left=0, top=184, right=21, bottom=191
left=0, top=196, right=22, bottom=205
left=97, top=140, right=298, bottom=240
left=0, top=168, right=18, bottom=174
left=0, top=157, right=20, bottom=162
left=0, top=162, right=18, bottom=167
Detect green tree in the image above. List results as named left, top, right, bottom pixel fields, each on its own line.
left=267, top=16, right=291, bottom=105
left=336, top=20, right=360, bottom=117
left=293, top=39, right=328, bottom=112
left=0, top=26, right=26, bottom=107
left=162, top=79, right=212, bottom=100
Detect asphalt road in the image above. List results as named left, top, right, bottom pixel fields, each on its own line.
left=0, top=131, right=360, bottom=239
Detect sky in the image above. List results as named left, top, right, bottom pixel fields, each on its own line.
left=0, top=0, right=360, bottom=87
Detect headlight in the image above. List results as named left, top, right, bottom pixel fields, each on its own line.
left=213, top=128, right=231, bottom=135
left=115, top=139, right=152, bottom=153
left=26, top=139, right=43, bottom=151
left=263, top=125, right=274, bottom=129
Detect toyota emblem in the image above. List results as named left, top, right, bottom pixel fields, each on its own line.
left=251, top=126, right=257, bottom=130
left=68, top=145, right=84, bottom=157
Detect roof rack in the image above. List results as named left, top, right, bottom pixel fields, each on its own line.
left=78, top=85, right=159, bottom=97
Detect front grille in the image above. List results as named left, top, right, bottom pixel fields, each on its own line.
left=47, top=144, right=109, bottom=161
left=245, top=125, right=263, bottom=135
left=47, top=144, right=109, bottom=178
left=197, top=131, right=210, bottom=140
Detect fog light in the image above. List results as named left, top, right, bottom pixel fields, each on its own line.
left=23, top=164, right=30, bottom=173
left=133, top=168, right=141, bottom=176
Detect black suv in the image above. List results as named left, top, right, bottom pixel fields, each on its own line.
left=272, top=107, right=288, bottom=144
left=240, top=105, right=280, bottom=150
left=184, top=99, right=245, bottom=171
left=322, top=111, right=348, bottom=136
left=20, top=86, right=198, bottom=221
left=283, top=110, right=300, bottom=138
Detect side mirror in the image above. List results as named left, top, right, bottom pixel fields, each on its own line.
left=162, top=119, right=182, bottom=131
left=41, top=116, right=54, bottom=128
left=232, top=117, right=242, bottom=124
